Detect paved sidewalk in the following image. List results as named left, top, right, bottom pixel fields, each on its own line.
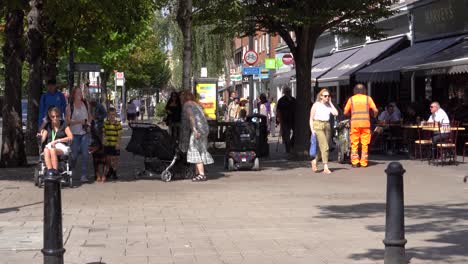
left=0, top=125, right=467, bottom=264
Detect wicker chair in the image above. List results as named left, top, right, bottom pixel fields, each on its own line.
left=414, top=123, right=432, bottom=160
left=434, top=121, right=459, bottom=166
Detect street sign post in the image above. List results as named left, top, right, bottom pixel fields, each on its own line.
left=244, top=50, right=258, bottom=65
left=242, top=67, right=261, bottom=75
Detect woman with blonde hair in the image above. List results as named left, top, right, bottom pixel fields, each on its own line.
left=309, top=89, right=338, bottom=174
left=179, top=90, right=214, bottom=181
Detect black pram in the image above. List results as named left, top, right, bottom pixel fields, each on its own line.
left=126, top=123, right=195, bottom=181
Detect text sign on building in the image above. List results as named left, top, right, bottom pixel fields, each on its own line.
left=412, top=0, right=468, bottom=42
left=242, top=67, right=261, bottom=75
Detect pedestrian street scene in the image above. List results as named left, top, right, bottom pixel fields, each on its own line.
left=1, top=0, right=468, bottom=263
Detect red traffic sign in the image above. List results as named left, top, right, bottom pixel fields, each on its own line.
left=244, top=50, right=258, bottom=65
left=116, top=72, right=124, bottom=79
left=282, top=54, right=294, bottom=65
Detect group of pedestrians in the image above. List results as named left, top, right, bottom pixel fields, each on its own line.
left=38, top=80, right=122, bottom=183
left=277, top=84, right=378, bottom=174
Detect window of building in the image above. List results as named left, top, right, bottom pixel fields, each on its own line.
left=255, top=39, right=258, bottom=52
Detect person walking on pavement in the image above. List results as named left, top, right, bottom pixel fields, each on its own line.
left=309, top=89, right=338, bottom=174
left=66, top=87, right=93, bottom=183
left=269, top=97, right=277, bottom=137
left=165, top=92, right=182, bottom=139
left=343, top=84, right=378, bottom=168
left=179, top=90, right=214, bottom=182
left=276, top=86, right=296, bottom=153
left=38, top=79, right=67, bottom=131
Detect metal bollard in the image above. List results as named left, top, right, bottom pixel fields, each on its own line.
left=383, top=162, right=407, bottom=264
left=41, top=170, right=65, bottom=264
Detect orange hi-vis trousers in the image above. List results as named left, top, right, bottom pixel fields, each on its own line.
left=350, top=127, right=371, bottom=167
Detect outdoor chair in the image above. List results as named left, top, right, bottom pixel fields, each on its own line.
left=414, top=123, right=432, bottom=161
left=434, top=121, right=459, bottom=166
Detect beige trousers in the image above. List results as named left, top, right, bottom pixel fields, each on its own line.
left=313, top=120, right=331, bottom=163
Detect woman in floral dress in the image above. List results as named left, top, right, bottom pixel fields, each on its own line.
left=179, top=90, right=214, bottom=181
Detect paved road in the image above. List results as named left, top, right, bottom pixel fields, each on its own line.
left=0, top=124, right=467, bottom=264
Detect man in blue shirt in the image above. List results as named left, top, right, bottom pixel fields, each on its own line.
left=38, top=79, right=67, bottom=130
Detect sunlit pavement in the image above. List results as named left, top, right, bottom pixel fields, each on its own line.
left=0, top=125, right=467, bottom=264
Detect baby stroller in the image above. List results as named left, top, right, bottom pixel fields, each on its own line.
left=335, top=119, right=350, bottom=164
left=33, top=137, right=73, bottom=188
left=126, top=122, right=195, bottom=182
left=224, top=121, right=260, bottom=170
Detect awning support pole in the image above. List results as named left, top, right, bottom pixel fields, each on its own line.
left=411, top=72, right=415, bottom=103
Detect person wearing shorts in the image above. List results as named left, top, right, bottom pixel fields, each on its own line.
left=40, top=107, right=73, bottom=175
left=102, top=108, right=123, bottom=182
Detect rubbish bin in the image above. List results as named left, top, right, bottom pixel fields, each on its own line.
left=246, top=114, right=269, bottom=157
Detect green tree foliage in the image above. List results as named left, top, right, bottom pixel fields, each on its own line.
left=198, top=0, right=394, bottom=158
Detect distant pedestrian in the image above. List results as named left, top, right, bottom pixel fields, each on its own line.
left=309, top=89, right=338, bottom=174
left=165, top=92, right=182, bottom=139
left=66, top=86, right=92, bottom=183
left=258, top=93, right=271, bottom=132
left=269, top=97, right=277, bottom=137
left=276, top=86, right=296, bottom=153
left=343, top=84, right=378, bottom=168
left=90, top=99, right=107, bottom=141
left=38, top=79, right=67, bottom=131
left=126, top=100, right=137, bottom=123
left=179, top=90, right=214, bottom=182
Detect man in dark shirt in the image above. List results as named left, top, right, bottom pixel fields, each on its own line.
left=276, top=86, right=296, bottom=153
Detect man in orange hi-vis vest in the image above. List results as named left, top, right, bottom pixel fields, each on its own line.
left=343, top=84, right=378, bottom=168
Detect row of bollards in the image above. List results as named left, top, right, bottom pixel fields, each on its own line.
left=42, top=170, right=65, bottom=264
left=39, top=162, right=405, bottom=264
left=384, top=162, right=407, bottom=264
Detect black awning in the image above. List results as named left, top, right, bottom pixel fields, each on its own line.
left=402, top=36, right=468, bottom=75
left=355, top=35, right=463, bottom=82
left=311, top=48, right=361, bottom=80
left=318, top=37, right=407, bottom=84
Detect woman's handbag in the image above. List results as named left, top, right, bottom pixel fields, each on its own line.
left=309, top=133, right=317, bottom=158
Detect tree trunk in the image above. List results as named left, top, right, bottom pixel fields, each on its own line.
left=176, top=0, right=193, bottom=91
left=44, top=36, right=61, bottom=82
left=1, top=7, right=27, bottom=167
left=290, top=28, right=317, bottom=160
left=100, top=71, right=110, bottom=108
left=25, top=0, right=45, bottom=156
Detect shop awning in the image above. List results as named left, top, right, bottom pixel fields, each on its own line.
left=355, top=35, right=463, bottom=82
left=311, top=47, right=361, bottom=81
left=270, top=70, right=296, bottom=89
left=401, top=36, right=468, bottom=75
left=317, top=36, right=406, bottom=86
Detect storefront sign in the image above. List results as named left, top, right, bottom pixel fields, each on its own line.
left=265, top=58, right=276, bottom=69
left=195, top=82, right=217, bottom=120
left=412, top=0, right=468, bottom=42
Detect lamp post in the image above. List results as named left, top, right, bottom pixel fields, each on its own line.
left=247, top=0, right=255, bottom=115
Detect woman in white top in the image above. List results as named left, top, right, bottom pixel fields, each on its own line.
left=309, top=89, right=338, bottom=174
left=66, top=87, right=92, bottom=183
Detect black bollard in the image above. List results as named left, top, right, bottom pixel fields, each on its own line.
left=42, top=170, right=65, bottom=264
left=383, top=162, right=407, bottom=264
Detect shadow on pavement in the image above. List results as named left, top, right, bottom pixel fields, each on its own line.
left=0, top=201, right=42, bottom=214
left=317, top=202, right=468, bottom=262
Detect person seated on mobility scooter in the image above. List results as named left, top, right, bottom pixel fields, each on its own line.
left=39, top=107, right=73, bottom=179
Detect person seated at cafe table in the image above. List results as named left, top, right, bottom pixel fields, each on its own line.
left=378, top=102, right=401, bottom=123
left=427, top=101, right=450, bottom=158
